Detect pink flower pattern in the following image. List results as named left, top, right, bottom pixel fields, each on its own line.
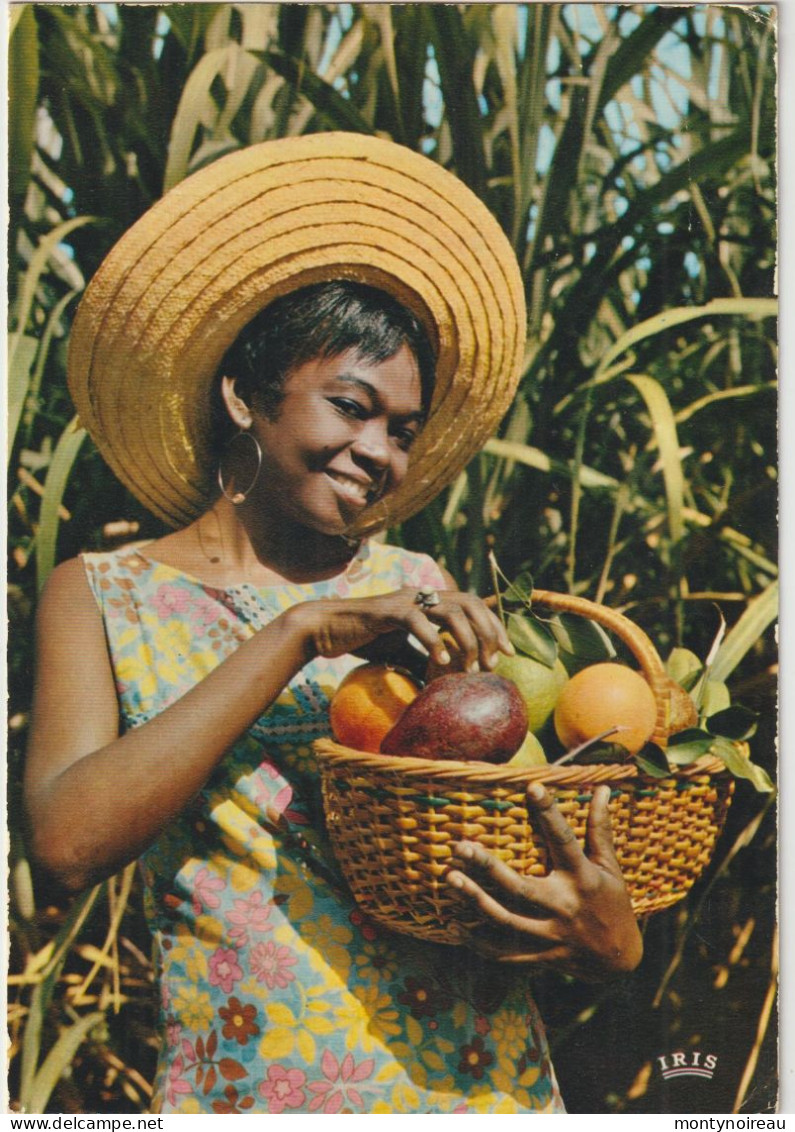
left=250, top=941, right=298, bottom=988
left=152, top=582, right=191, bottom=620
left=191, top=866, right=226, bottom=916
left=258, top=1066, right=307, bottom=1113
left=226, top=891, right=274, bottom=946
left=307, top=1050, right=375, bottom=1113
left=208, top=948, right=243, bottom=995
left=189, top=596, right=223, bottom=626
left=165, top=1056, right=193, bottom=1108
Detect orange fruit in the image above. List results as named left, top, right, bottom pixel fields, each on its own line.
left=330, top=664, right=421, bottom=752
left=553, top=662, right=657, bottom=755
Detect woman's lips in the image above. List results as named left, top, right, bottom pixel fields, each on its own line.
left=325, top=470, right=378, bottom=507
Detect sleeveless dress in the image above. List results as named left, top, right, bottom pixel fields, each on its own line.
left=83, top=542, right=565, bottom=1115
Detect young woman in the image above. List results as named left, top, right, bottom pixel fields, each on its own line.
left=24, top=135, right=641, bottom=1114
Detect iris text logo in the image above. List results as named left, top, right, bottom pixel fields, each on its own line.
left=657, top=1051, right=718, bottom=1081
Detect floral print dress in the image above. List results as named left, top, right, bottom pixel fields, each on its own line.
left=83, top=542, right=565, bottom=1115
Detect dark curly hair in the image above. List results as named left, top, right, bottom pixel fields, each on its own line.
left=213, top=280, right=437, bottom=445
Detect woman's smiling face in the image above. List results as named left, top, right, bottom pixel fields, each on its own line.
left=240, top=344, right=425, bottom=535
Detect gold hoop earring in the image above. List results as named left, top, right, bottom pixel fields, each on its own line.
left=217, top=430, right=263, bottom=504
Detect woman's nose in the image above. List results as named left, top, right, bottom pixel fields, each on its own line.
left=351, top=421, right=390, bottom=469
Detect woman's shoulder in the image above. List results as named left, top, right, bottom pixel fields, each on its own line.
left=35, top=554, right=111, bottom=631
left=80, top=543, right=153, bottom=580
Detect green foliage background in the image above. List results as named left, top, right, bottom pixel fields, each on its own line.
left=7, top=3, right=778, bottom=1114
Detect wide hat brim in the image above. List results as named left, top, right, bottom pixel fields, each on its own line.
left=67, top=132, right=526, bottom=534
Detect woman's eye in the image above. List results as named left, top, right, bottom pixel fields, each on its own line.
left=331, top=398, right=366, bottom=419
left=393, top=427, right=419, bottom=451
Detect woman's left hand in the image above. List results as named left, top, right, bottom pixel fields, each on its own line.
left=447, top=783, right=643, bottom=981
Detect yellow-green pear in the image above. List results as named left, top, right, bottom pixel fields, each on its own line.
left=507, top=730, right=548, bottom=767
left=495, top=654, right=569, bottom=734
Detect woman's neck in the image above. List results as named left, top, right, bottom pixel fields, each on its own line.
left=144, top=498, right=361, bottom=588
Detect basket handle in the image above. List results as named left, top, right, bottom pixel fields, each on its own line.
left=529, top=589, right=672, bottom=747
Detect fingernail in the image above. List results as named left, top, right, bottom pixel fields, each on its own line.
left=528, top=782, right=545, bottom=802
left=439, top=650, right=450, bottom=665
left=488, top=653, right=499, bottom=668
left=447, top=871, right=465, bottom=889
left=454, top=842, right=474, bottom=860
left=468, top=660, right=480, bottom=673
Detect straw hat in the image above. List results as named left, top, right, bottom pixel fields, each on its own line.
left=67, top=132, right=526, bottom=533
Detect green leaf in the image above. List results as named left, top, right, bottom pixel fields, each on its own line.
left=26, top=1013, right=105, bottom=1114
left=483, top=438, right=620, bottom=491
left=507, top=613, right=558, bottom=668
left=8, top=336, right=39, bottom=463
left=626, top=374, right=685, bottom=545
left=163, top=3, right=223, bottom=57
left=19, top=885, right=101, bottom=1109
left=9, top=216, right=94, bottom=367
left=706, top=706, right=760, bottom=742
left=634, top=743, right=674, bottom=778
left=259, top=48, right=377, bottom=136
left=503, top=569, right=534, bottom=608
left=665, top=647, right=704, bottom=691
left=699, top=679, right=731, bottom=719
left=675, top=382, right=777, bottom=427
left=547, top=613, right=616, bottom=662
left=36, top=418, right=88, bottom=593
left=665, top=728, right=716, bottom=766
left=709, top=737, right=775, bottom=795
left=164, top=45, right=246, bottom=192
left=572, top=742, right=636, bottom=767
left=424, top=5, right=487, bottom=197
left=708, top=580, right=779, bottom=684
left=8, top=5, right=40, bottom=203
left=593, top=298, right=778, bottom=386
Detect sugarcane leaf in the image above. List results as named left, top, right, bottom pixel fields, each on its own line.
left=36, top=418, right=87, bottom=593
left=708, top=579, right=779, bottom=684
left=424, top=4, right=487, bottom=196
left=258, top=48, right=376, bottom=135
left=675, top=382, right=777, bottom=426
left=709, top=736, right=775, bottom=794
left=626, top=374, right=685, bottom=545
left=9, top=217, right=94, bottom=365
left=8, top=336, right=39, bottom=462
left=19, top=885, right=101, bottom=1107
left=483, top=438, right=620, bottom=491
left=594, top=298, right=778, bottom=386
left=164, top=45, right=239, bottom=191
left=26, top=1012, right=106, bottom=1114
left=9, top=5, right=39, bottom=203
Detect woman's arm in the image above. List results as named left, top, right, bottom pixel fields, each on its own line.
left=25, top=558, right=512, bottom=892
left=24, top=558, right=317, bottom=892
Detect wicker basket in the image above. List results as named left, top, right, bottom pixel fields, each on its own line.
left=313, top=590, right=736, bottom=945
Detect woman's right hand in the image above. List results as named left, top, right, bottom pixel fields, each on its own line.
left=293, top=586, right=514, bottom=673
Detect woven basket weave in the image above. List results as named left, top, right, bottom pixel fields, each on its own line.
left=314, top=590, right=736, bottom=945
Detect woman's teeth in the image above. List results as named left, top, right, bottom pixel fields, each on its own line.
left=328, top=473, right=372, bottom=503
